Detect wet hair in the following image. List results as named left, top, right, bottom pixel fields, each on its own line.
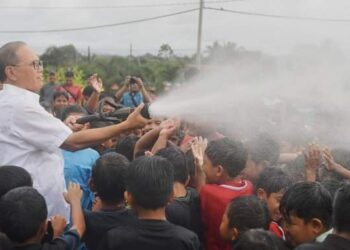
left=0, top=41, right=26, bottom=82
left=205, top=138, right=247, bottom=178
left=92, top=153, right=130, bottom=203
left=65, top=71, right=74, bottom=78
left=53, top=91, right=69, bottom=101
left=0, top=187, right=47, bottom=243
left=255, top=167, right=293, bottom=196
left=185, top=150, right=196, bottom=185
left=283, top=155, right=305, bottom=183
left=227, top=196, right=270, bottom=233
left=115, top=135, right=139, bottom=162
left=60, top=105, right=87, bottom=122
left=234, top=229, right=289, bottom=250
left=247, top=133, right=280, bottom=165
left=125, top=156, right=174, bottom=209
left=156, top=146, right=188, bottom=185
left=333, top=183, right=350, bottom=233
left=0, top=165, right=32, bottom=197
left=280, top=182, right=332, bottom=229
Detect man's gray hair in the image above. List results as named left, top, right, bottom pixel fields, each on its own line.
left=0, top=41, right=27, bottom=82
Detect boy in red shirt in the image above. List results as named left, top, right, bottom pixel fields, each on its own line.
left=192, top=137, right=253, bottom=250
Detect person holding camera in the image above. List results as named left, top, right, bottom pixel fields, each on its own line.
left=115, top=76, right=152, bottom=108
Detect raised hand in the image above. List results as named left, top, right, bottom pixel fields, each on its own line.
left=191, top=136, right=208, bottom=169
left=88, top=73, right=103, bottom=93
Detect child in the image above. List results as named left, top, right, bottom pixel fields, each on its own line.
left=0, top=165, right=32, bottom=197
left=279, top=182, right=332, bottom=248
left=156, top=147, right=202, bottom=239
left=295, top=183, right=350, bottom=250
left=83, top=152, right=137, bottom=250
left=0, top=183, right=84, bottom=250
left=99, top=156, right=200, bottom=250
left=241, top=133, right=280, bottom=183
left=61, top=105, right=100, bottom=210
left=219, top=196, right=270, bottom=246
left=234, top=229, right=289, bottom=250
left=255, top=167, right=293, bottom=238
left=193, top=137, right=254, bottom=250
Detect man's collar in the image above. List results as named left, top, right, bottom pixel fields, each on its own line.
left=3, top=83, right=40, bottom=99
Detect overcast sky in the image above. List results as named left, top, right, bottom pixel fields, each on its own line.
left=1, top=0, right=350, bottom=56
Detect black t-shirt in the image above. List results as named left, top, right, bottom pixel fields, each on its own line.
left=295, top=234, right=350, bottom=250
left=15, top=230, right=80, bottom=250
left=83, top=207, right=137, bottom=250
left=99, top=219, right=200, bottom=250
left=165, top=187, right=203, bottom=240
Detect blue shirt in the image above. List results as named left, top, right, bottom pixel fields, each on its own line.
left=121, top=92, right=143, bottom=108
left=62, top=148, right=100, bottom=210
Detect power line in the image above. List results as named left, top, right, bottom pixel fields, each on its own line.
left=205, top=6, right=350, bottom=23
left=0, top=8, right=198, bottom=33
left=0, top=0, right=240, bottom=10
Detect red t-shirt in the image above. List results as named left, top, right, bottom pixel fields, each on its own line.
left=269, top=221, right=285, bottom=239
left=200, top=179, right=253, bottom=250
left=56, top=84, right=82, bottom=104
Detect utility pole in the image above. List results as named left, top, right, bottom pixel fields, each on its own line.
left=196, top=0, right=204, bottom=69
left=87, top=46, right=91, bottom=63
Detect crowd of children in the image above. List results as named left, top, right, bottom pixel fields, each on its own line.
left=1, top=70, right=350, bottom=250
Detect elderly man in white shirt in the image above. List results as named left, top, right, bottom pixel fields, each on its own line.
left=0, top=41, right=148, bottom=220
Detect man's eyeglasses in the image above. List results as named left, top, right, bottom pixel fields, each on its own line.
left=12, top=60, right=44, bottom=70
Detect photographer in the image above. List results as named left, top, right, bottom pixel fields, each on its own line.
left=115, top=76, right=152, bottom=108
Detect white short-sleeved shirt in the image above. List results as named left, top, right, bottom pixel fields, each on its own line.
left=0, top=84, right=72, bottom=220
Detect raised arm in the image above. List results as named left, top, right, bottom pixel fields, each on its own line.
left=61, top=103, right=149, bottom=151
left=191, top=136, right=208, bottom=192
left=324, top=148, right=350, bottom=180
left=63, top=182, right=85, bottom=238
left=135, top=77, right=152, bottom=103
left=304, top=144, right=321, bottom=182
left=84, top=74, right=103, bottom=113
left=114, top=77, right=129, bottom=102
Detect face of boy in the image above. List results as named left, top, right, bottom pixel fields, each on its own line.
left=283, top=214, right=319, bottom=247
left=260, top=190, right=284, bottom=222
left=203, top=154, right=220, bottom=183
left=219, top=206, right=237, bottom=241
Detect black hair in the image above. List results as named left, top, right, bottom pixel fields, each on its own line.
left=92, top=153, right=130, bottom=203
left=53, top=91, right=69, bottom=101
left=115, top=135, right=139, bottom=162
left=247, top=133, right=280, bottom=165
left=0, top=165, right=32, bottom=197
left=333, top=183, right=350, bottom=233
left=48, top=71, right=56, bottom=76
left=125, top=156, right=174, bottom=209
left=0, top=41, right=26, bottom=82
left=60, top=105, right=87, bottom=122
left=280, top=182, right=332, bottom=229
left=0, top=187, right=47, bottom=243
left=205, top=138, right=247, bottom=178
left=156, top=146, right=188, bottom=185
left=283, top=155, right=305, bottom=183
left=255, top=167, right=293, bottom=196
left=320, top=179, right=346, bottom=200
left=0, top=233, right=13, bottom=250
left=65, top=71, right=74, bottom=77
left=185, top=150, right=196, bottom=184
left=227, top=196, right=270, bottom=233
left=82, top=85, right=95, bottom=98
left=234, top=229, right=289, bottom=250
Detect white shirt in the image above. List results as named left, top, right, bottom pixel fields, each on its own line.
left=0, top=84, right=72, bottom=220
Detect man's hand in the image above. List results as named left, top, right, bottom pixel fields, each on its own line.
left=50, top=215, right=67, bottom=238
left=125, top=103, right=150, bottom=129
left=63, top=182, right=83, bottom=205
left=191, top=136, right=208, bottom=169
left=323, top=148, right=337, bottom=171
left=124, top=76, right=131, bottom=88
left=135, top=77, right=144, bottom=88
left=88, top=73, right=103, bottom=93
left=304, top=144, right=321, bottom=181
left=159, top=119, right=178, bottom=138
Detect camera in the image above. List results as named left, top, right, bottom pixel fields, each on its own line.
left=129, top=77, right=138, bottom=85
